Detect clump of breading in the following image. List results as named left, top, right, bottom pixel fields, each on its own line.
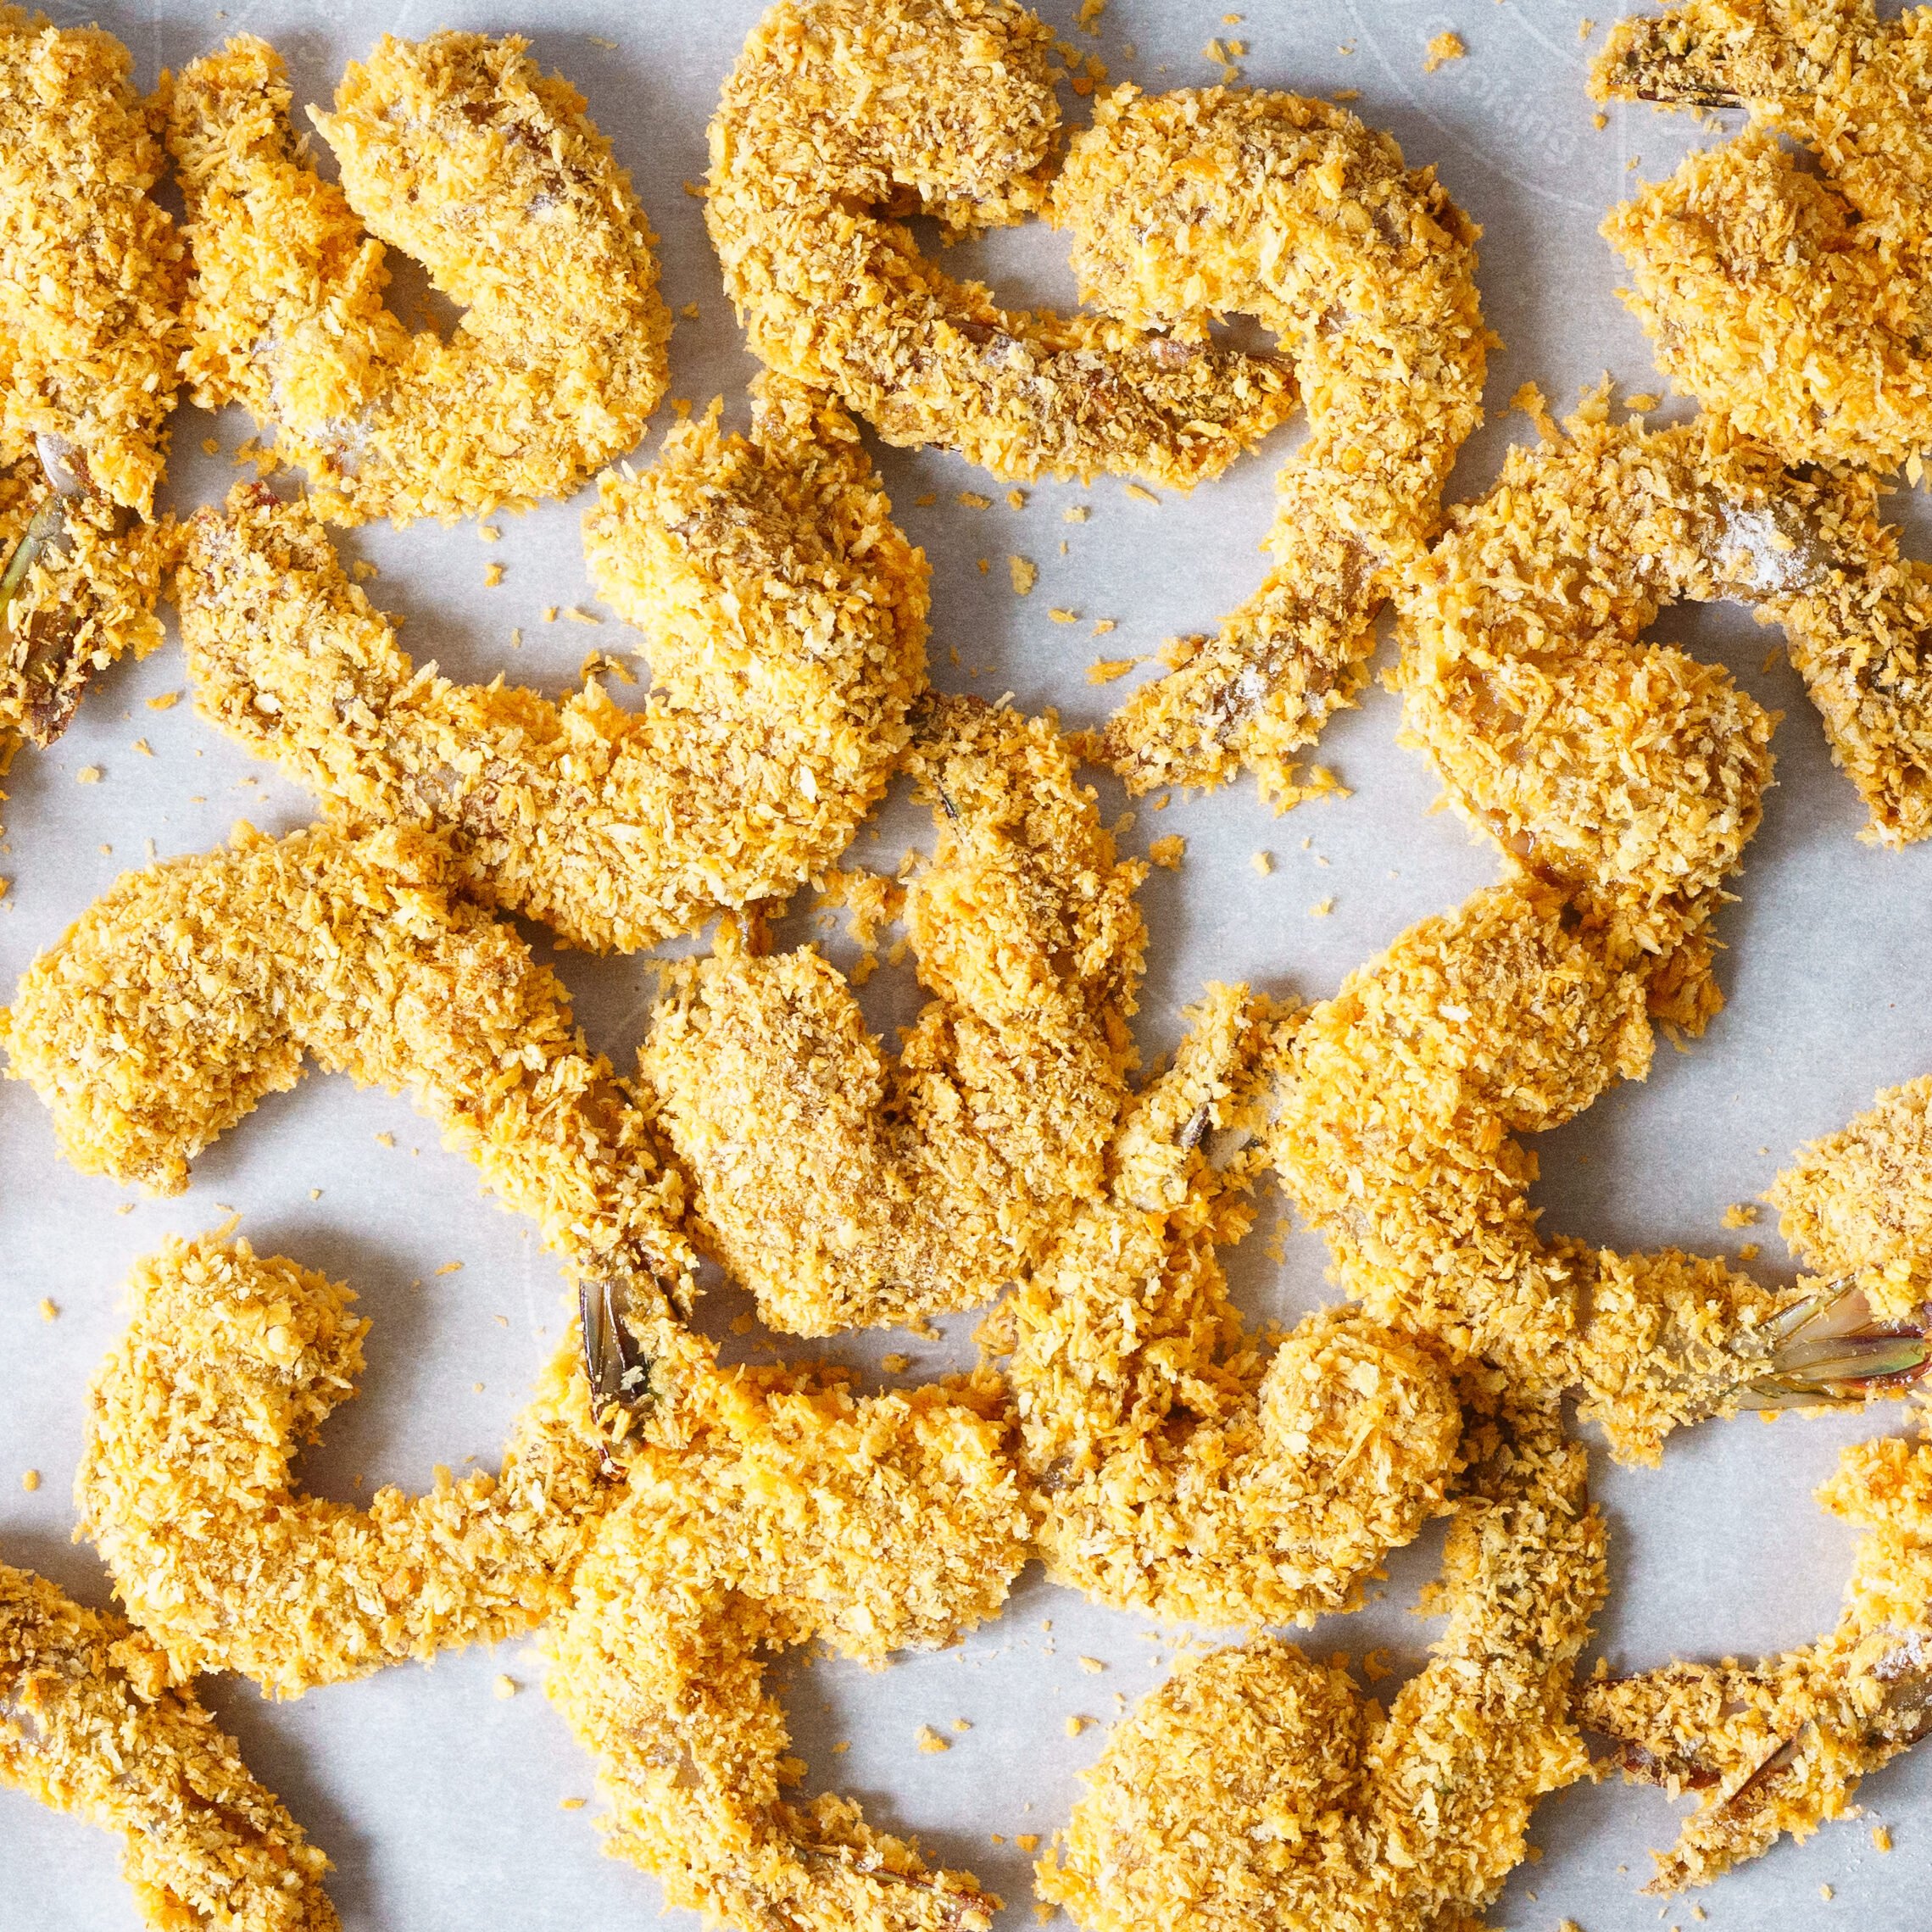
left=1003, top=983, right=1466, bottom=1627
left=76, top=1232, right=612, bottom=1699
left=639, top=693, right=1147, bottom=1335
left=706, top=0, right=1294, bottom=486
left=0, top=821, right=693, bottom=1354
left=1057, top=84, right=1487, bottom=806
left=1773, top=1074, right=1932, bottom=1321
left=546, top=1357, right=1029, bottom=1932
left=166, top=31, right=670, bottom=525
left=1595, top=0, right=1932, bottom=477
left=1036, top=1385, right=1606, bottom=1932
left=0, top=1556, right=339, bottom=1929
left=177, top=376, right=929, bottom=954
left=1400, top=401, right=1932, bottom=860
left=0, top=9, right=184, bottom=517
left=1585, top=1428, right=1932, bottom=1890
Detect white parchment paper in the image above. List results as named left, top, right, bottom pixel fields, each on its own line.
left=4, top=2, right=1931, bottom=1927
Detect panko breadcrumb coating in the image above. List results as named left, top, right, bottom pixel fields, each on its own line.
left=77, top=1233, right=612, bottom=1699
left=1400, top=398, right=1932, bottom=855
left=0, top=822, right=694, bottom=1358
left=1036, top=1385, right=1606, bottom=1932
left=640, top=694, right=1146, bottom=1334
left=1595, top=0, right=1932, bottom=476
left=166, top=32, right=670, bottom=525
left=178, top=377, right=928, bottom=953
left=0, top=11, right=184, bottom=751
left=1004, top=983, right=1465, bottom=1628
left=1, top=1556, right=339, bottom=1929
left=1061, top=85, right=1486, bottom=805
left=547, top=1359, right=1028, bottom=1932
left=707, top=0, right=1294, bottom=486
left=1585, top=1429, right=1932, bottom=1890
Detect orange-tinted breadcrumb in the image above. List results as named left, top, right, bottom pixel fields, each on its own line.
left=1585, top=1429, right=1932, bottom=1889
left=1400, top=401, right=1932, bottom=855
left=639, top=695, right=1146, bottom=1334
left=77, top=1233, right=612, bottom=1699
left=177, top=377, right=928, bottom=953
left=1062, top=85, right=1487, bottom=805
left=706, top=0, right=1293, bottom=486
left=1003, top=984, right=1464, bottom=1627
left=1036, top=1386, right=1606, bottom=1932
left=0, top=822, right=693, bottom=1350
left=547, top=1359, right=1028, bottom=1932
left=166, top=32, right=670, bottom=525
left=1, top=1556, right=339, bottom=1929
left=1595, top=0, right=1932, bottom=476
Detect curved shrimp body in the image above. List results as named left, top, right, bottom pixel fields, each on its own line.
left=1004, top=983, right=1465, bottom=1628
left=0, top=822, right=693, bottom=1344
left=75, top=1233, right=612, bottom=1700
left=1585, top=1431, right=1932, bottom=1890
left=706, top=0, right=1294, bottom=487
left=166, top=32, right=670, bottom=526
left=1057, top=85, right=1487, bottom=805
left=1, top=1557, right=339, bottom=1929
left=638, top=693, right=1148, bottom=1335
left=1595, top=1, right=1932, bottom=477
left=1035, top=1389, right=1606, bottom=1932
left=546, top=1359, right=1028, bottom=1932
left=177, top=377, right=929, bottom=954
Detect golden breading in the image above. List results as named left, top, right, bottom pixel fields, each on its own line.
left=177, top=377, right=928, bottom=954
left=638, top=694, right=1146, bottom=1334
left=1595, top=0, right=1932, bottom=477
left=1400, top=400, right=1932, bottom=858
left=546, top=1360, right=1029, bottom=1932
left=706, top=0, right=1294, bottom=486
left=0, top=822, right=693, bottom=1353
left=1585, top=1429, right=1932, bottom=1890
left=1002, top=984, right=1465, bottom=1627
left=1, top=1556, right=338, bottom=1929
left=1060, top=85, right=1487, bottom=805
left=76, top=1233, right=613, bottom=1699
left=166, top=32, right=670, bottom=526
left=1035, top=1385, right=1606, bottom=1932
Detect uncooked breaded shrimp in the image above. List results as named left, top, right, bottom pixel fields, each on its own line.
left=706, top=0, right=1294, bottom=487
left=177, top=376, right=928, bottom=953
left=1595, top=0, right=1932, bottom=477
left=638, top=693, right=1146, bottom=1334
left=1058, top=85, right=1487, bottom=806
left=1, top=1556, right=339, bottom=1929
left=166, top=31, right=669, bottom=525
left=546, top=1359, right=1028, bottom=1932
left=76, top=1232, right=612, bottom=1699
left=1035, top=1387, right=1606, bottom=1932
left=1001, top=983, right=1465, bottom=1628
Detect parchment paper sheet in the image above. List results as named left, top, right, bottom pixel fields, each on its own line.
left=4, top=2, right=1930, bottom=1927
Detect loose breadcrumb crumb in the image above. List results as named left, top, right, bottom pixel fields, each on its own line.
left=1148, top=836, right=1185, bottom=871
left=1424, top=31, right=1467, bottom=72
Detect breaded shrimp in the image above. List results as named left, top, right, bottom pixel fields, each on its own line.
left=1002, top=984, right=1465, bottom=1628
left=1595, top=0, right=1932, bottom=477
left=0, top=822, right=693, bottom=1361
left=706, top=0, right=1294, bottom=487
left=1399, top=398, right=1932, bottom=856
left=1585, top=1429, right=1932, bottom=1890
left=1035, top=1386, right=1606, bottom=1932
left=1, top=1556, right=338, bottom=1929
left=638, top=694, right=1147, bottom=1334
left=1057, top=85, right=1487, bottom=805
left=0, top=11, right=185, bottom=749
left=76, top=1232, right=612, bottom=1700
left=166, top=32, right=670, bottom=526
left=546, top=1358, right=1028, bottom=1932
left=177, top=376, right=929, bottom=953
